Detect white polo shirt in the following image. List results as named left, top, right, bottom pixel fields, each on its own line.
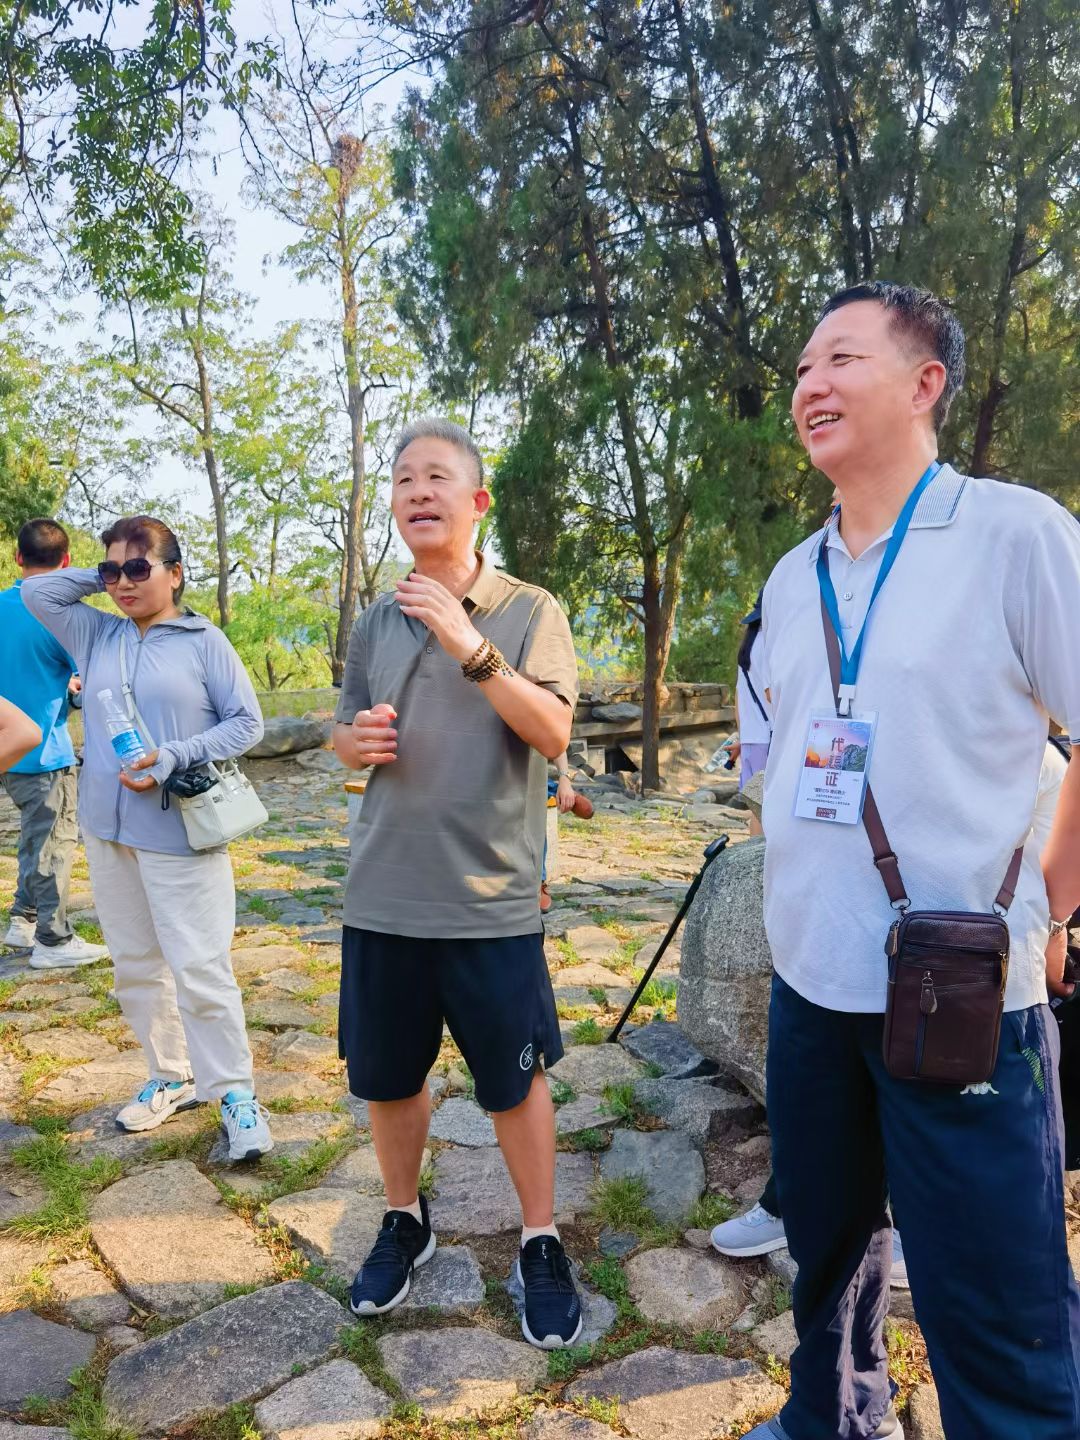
left=761, top=464, right=1080, bottom=1014
left=736, top=632, right=773, bottom=746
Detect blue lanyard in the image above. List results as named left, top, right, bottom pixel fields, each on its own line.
left=816, top=461, right=940, bottom=713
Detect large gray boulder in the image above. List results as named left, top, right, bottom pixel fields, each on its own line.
left=246, top=717, right=328, bottom=758
left=679, top=837, right=771, bottom=1103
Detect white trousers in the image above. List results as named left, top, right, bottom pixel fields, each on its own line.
left=84, top=833, right=253, bottom=1101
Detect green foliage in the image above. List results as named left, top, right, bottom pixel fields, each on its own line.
left=599, top=1083, right=647, bottom=1125
left=7, top=1133, right=123, bottom=1239
left=570, top=1018, right=604, bottom=1045
left=548, top=1078, right=576, bottom=1107
left=685, top=1193, right=736, bottom=1231
left=589, top=1175, right=656, bottom=1232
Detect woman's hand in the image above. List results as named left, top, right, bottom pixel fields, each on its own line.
left=119, top=751, right=160, bottom=792
left=556, top=776, right=577, bottom=813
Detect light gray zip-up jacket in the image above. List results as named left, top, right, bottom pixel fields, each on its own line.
left=23, top=569, right=264, bottom=856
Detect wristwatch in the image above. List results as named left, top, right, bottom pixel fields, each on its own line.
left=1048, top=915, right=1071, bottom=941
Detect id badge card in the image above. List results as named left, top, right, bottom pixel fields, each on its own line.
left=794, top=710, right=878, bottom=825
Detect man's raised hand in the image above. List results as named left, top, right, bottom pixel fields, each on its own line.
left=395, top=573, right=483, bottom=663
left=350, top=704, right=398, bottom=766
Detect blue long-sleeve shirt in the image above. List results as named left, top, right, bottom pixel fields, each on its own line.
left=0, top=578, right=76, bottom=773
left=22, top=568, right=264, bottom=855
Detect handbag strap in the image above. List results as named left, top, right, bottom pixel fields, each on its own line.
left=117, top=636, right=158, bottom=751
left=819, top=593, right=1023, bottom=913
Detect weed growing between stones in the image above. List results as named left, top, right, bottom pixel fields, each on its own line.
left=599, top=1083, right=647, bottom=1125
left=589, top=1175, right=656, bottom=1232
left=548, top=1077, right=576, bottom=1107
left=7, top=1133, right=122, bottom=1241
left=259, top=1133, right=353, bottom=1195
left=563, top=1128, right=608, bottom=1153
left=147, top=1108, right=220, bottom=1163
left=24, top=1354, right=136, bottom=1440
left=73, top=920, right=105, bottom=946
left=188, top=1403, right=260, bottom=1440
left=340, top=1319, right=405, bottom=1399
left=685, top=1192, right=736, bottom=1230
left=380, top=1394, right=540, bottom=1439
left=570, top=1018, right=604, bottom=1045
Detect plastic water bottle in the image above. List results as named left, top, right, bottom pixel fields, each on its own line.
left=97, top=689, right=148, bottom=770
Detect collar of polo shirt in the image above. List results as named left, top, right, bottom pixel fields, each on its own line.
left=463, top=551, right=504, bottom=610
left=806, top=463, right=969, bottom=564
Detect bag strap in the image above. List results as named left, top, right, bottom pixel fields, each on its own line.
left=819, top=593, right=1023, bottom=914
left=741, top=667, right=771, bottom=725
left=118, top=637, right=158, bottom=751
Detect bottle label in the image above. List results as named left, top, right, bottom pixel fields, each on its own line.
left=109, top=730, right=144, bottom=762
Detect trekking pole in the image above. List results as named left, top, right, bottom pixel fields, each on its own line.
left=607, top=834, right=730, bottom=1043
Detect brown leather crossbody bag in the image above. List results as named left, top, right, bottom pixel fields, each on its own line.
left=821, top=599, right=1022, bottom=1084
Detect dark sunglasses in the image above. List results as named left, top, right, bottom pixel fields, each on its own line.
left=98, top=559, right=170, bottom=586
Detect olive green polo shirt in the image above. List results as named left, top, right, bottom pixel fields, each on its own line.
left=335, top=554, right=579, bottom=938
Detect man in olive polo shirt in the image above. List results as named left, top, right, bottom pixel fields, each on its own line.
left=333, top=417, right=583, bottom=1349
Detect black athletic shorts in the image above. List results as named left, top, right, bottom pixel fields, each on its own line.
left=338, top=926, right=564, bottom=1113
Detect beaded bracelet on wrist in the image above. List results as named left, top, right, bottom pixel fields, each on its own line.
left=461, top=637, right=514, bottom=683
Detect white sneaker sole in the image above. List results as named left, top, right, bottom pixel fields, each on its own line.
left=29, top=949, right=107, bottom=969
left=350, top=1231, right=436, bottom=1316
left=2, top=933, right=33, bottom=951
left=115, top=1096, right=200, bottom=1133
left=227, top=1135, right=276, bottom=1163
left=711, top=1235, right=789, bottom=1258
left=515, top=1259, right=585, bottom=1350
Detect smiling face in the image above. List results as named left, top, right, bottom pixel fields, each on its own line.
left=792, top=301, right=944, bottom=481
left=104, top=541, right=182, bottom=622
left=390, top=436, right=491, bottom=561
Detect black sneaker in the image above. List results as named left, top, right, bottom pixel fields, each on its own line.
left=517, top=1234, right=583, bottom=1349
left=349, top=1195, right=436, bottom=1316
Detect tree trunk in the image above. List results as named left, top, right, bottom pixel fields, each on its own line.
left=335, top=193, right=375, bottom=681
left=181, top=297, right=229, bottom=627
left=808, top=0, right=874, bottom=284
left=640, top=554, right=664, bottom=794
left=669, top=0, right=763, bottom=420
left=970, top=8, right=1027, bottom=476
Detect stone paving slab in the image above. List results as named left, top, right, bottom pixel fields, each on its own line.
left=19, top=1029, right=119, bottom=1062
left=620, top=1019, right=716, bottom=1079
left=0, top=1163, right=46, bottom=1226
left=523, top=1410, right=619, bottom=1439
left=230, top=944, right=312, bottom=978
left=566, top=1345, right=785, bottom=1440
left=548, top=1044, right=645, bottom=1093
left=66, top=1102, right=210, bottom=1163
left=323, top=1141, right=430, bottom=1193
left=103, top=1280, right=347, bottom=1436
left=600, top=1129, right=705, bottom=1225
left=0, top=1010, right=51, bottom=1033
left=253, top=1069, right=336, bottom=1105
left=208, top=1110, right=349, bottom=1169
left=253, top=1357, right=391, bottom=1440
left=0, top=1427, right=74, bottom=1440
left=0, top=1310, right=96, bottom=1411
left=37, top=1052, right=148, bottom=1108
left=428, top=1096, right=497, bottom=1147
left=632, top=1077, right=760, bottom=1146
left=266, top=1187, right=386, bottom=1283
left=90, top=1160, right=275, bottom=1317
left=8, top=981, right=91, bottom=1006
left=907, top=1383, right=945, bottom=1440
left=431, top=1147, right=594, bottom=1235
left=400, top=1245, right=485, bottom=1317
left=554, top=1094, right=619, bottom=1136
left=269, top=1029, right=339, bottom=1070
left=749, top=1310, right=798, bottom=1364
left=245, top=995, right=318, bottom=1030
left=378, top=1326, right=546, bottom=1419
left=0, top=1117, right=35, bottom=1155
left=565, top=926, right=622, bottom=962
left=625, top=1246, right=745, bottom=1329
left=49, top=1258, right=131, bottom=1330
left=0, top=1234, right=51, bottom=1307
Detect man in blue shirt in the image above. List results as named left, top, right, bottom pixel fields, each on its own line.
left=1, top=519, right=107, bottom=968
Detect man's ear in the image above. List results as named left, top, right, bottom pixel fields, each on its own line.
left=912, top=359, right=947, bottom=421
left=474, top=487, right=493, bottom=520
left=60, top=553, right=72, bottom=570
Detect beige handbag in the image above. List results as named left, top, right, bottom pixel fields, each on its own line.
left=118, top=642, right=267, bottom=850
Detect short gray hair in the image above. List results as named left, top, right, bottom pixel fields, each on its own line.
left=391, top=417, right=484, bottom=487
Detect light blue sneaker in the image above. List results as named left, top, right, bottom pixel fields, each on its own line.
left=221, top=1088, right=274, bottom=1162
left=116, top=1078, right=198, bottom=1133
left=741, top=1405, right=903, bottom=1438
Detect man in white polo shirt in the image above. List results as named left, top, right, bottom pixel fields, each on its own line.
left=743, top=283, right=1080, bottom=1440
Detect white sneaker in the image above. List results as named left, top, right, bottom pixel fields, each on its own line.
left=221, top=1090, right=274, bottom=1162
left=29, top=934, right=109, bottom=969
left=3, top=916, right=35, bottom=950
left=116, top=1078, right=199, bottom=1132
left=890, top=1229, right=910, bottom=1290
left=712, top=1202, right=788, bottom=1257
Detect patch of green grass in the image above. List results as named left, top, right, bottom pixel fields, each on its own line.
left=578, top=1397, right=620, bottom=1427
left=31, top=1358, right=136, bottom=1440
left=6, top=1133, right=123, bottom=1240
left=632, top=975, right=677, bottom=1009
left=323, top=861, right=347, bottom=878
left=563, top=1127, right=609, bottom=1153
left=548, top=1077, right=576, bottom=1107
left=755, top=1273, right=793, bottom=1322
left=417, top=1161, right=436, bottom=1198
left=570, top=1017, right=604, bottom=1045
left=221, top=1282, right=263, bottom=1301
left=685, top=1192, right=736, bottom=1230
left=0, top=976, right=19, bottom=1006
left=599, top=1081, right=646, bottom=1125
left=587, top=985, right=608, bottom=1007
left=640, top=1060, right=665, bottom=1079
left=690, top=1328, right=729, bottom=1354
left=589, top=1175, right=656, bottom=1232
left=340, top=1321, right=404, bottom=1399
left=20, top=1052, right=74, bottom=1095
left=244, top=895, right=278, bottom=918
left=547, top=1343, right=594, bottom=1380
left=584, top=1254, right=634, bottom=1317
left=147, top=1112, right=219, bottom=1163
left=73, top=920, right=105, bottom=946
left=261, top=1134, right=352, bottom=1196
left=188, top=1403, right=261, bottom=1440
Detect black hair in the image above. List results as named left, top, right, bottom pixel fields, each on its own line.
left=820, top=281, right=966, bottom=428
left=737, top=593, right=763, bottom=678
left=100, top=515, right=185, bottom=602
left=17, top=517, right=69, bottom=569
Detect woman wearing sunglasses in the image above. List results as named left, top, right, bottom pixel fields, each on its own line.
left=22, top=515, right=274, bottom=1161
